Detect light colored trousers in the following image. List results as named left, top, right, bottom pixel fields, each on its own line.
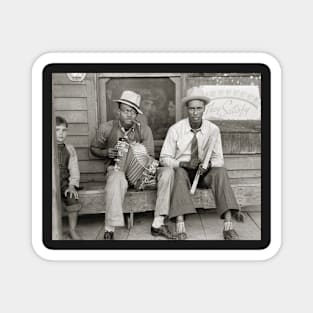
left=104, top=166, right=175, bottom=227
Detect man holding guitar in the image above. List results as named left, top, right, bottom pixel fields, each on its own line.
left=158, top=87, right=240, bottom=240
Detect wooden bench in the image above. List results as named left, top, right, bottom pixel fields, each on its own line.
left=76, top=183, right=261, bottom=229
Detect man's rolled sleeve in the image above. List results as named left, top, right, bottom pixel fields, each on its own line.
left=160, top=157, right=180, bottom=168
left=159, top=127, right=180, bottom=168
left=141, top=124, right=155, bottom=157
left=210, top=129, right=224, bottom=167
left=91, top=122, right=112, bottom=149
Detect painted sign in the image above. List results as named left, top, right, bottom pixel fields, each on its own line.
left=201, top=86, right=261, bottom=120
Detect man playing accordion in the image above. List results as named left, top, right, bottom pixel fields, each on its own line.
left=90, top=90, right=175, bottom=240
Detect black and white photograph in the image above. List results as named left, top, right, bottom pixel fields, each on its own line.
left=46, top=65, right=269, bottom=249
left=6, top=0, right=313, bottom=309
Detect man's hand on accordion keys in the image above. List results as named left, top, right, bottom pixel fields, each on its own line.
left=107, top=148, right=118, bottom=159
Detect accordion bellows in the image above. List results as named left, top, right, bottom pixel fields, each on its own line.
left=116, top=142, right=159, bottom=190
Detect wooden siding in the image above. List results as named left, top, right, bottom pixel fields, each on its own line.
left=54, top=84, right=87, bottom=98
left=52, top=73, right=97, bottom=166
left=54, top=98, right=87, bottom=110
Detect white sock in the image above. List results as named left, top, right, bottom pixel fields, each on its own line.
left=105, top=225, right=115, bottom=232
left=176, top=222, right=186, bottom=233
left=152, top=216, right=165, bottom=228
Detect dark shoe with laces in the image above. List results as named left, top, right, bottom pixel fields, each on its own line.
left=223, top=229, right=239, bottom=240
left=151, top=225, right=177, bottom=239
left=103, top=231, right=114, bottom=240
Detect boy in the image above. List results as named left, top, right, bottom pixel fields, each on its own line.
left=55, top=116, right=82, bottom=240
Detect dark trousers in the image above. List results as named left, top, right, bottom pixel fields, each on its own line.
left=60, top=177, right=81, bottom=213
left=169, top=167, right=239, bottom=219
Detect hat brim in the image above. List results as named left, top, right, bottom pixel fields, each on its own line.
left=113, top=100, right=143, bottom=114
left=182, top=95, right=210, bottom=106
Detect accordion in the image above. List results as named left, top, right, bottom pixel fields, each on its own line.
left=114, top=140, right=159, bottom=190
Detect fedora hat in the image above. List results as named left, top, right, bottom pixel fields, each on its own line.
left=181, top=86, right=210, bottom=106
left=113, top=90, right=143, bottom=114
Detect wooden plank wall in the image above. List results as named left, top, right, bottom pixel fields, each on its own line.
left=52, top=73, right=101, bottom=183
left=52, top=73, right=261, bottom=187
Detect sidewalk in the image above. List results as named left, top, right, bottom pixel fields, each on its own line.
left=64, top=209, right=261, bottom=240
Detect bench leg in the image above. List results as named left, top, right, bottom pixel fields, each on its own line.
left=127, top=212, right=134, bottom=229
left=234, top=208, right=245, bottom=222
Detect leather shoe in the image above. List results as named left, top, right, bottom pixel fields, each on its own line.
left=103, top=231, right=114, bottom=240
left=151, top=225, right=177, bottom=239
left=177, top=232, right=187, bottom=240
left=223, top=229, right=239, bottom=240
